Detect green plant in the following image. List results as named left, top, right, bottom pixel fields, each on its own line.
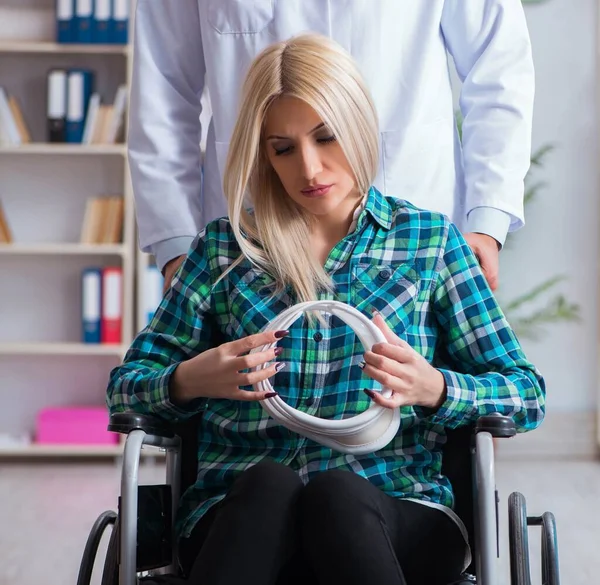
left=455, top=113, right=580, bottom=340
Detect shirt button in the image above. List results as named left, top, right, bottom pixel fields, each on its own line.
left=313, top=332, right=323, bottom=342
left=378, top=269, right=391, bottom=281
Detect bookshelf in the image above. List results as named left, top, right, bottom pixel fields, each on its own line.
left=0, top=40, right=129, bottom=55
left=0, top=0, right=137, bottom=459
left=0, top=144, right=126, bottom=155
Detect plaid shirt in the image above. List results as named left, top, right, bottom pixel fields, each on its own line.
left=107, top=188, right=545, bottom=540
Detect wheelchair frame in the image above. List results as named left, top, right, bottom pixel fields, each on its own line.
left=77, top=412, right=560, bottom=585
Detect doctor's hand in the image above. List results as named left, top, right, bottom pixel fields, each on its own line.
left=162, top=255, right=186, bottom=294
left=463, top=233, right=500, bottom=292
left=360, top=312, right=446, bottom=410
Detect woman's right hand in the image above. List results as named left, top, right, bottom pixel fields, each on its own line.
left=170, top=329, right=289, bottom=403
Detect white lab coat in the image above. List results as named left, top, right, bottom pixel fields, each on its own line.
left=128, top=0, right=534, bottom=270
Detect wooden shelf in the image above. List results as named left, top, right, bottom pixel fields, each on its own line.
left=0, top=444, right=123, bottom=457
left=0, top=243, right=126, bottom=256
left=0, top=41, right=129, bottom=56
left=0, top=143, right=126, bottom=156
left=0, top=342, right=127, bottom=356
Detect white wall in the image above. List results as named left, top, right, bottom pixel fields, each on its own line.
left=492, top=0, right=599, bottom=456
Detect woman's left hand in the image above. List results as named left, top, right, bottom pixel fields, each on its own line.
left=360, top=312, right=447, bottom=410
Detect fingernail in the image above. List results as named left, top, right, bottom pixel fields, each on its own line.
left=275, top=362, right=286, bottom=372
left=274, top=347, right=283, bottom=356
left=274, top=330, right=289, bottom=339
left=265, top=392, right=278, bottom=398
left=358, top=361, right=366, bottom=369
left=371, top=308, right=380, bottom=316
left=364, top=389, right=376, bottom=399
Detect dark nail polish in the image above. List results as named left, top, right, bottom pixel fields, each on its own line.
left=275, top=362, right=286, bottom=372
left=274, top=347, right=283, bottom=356
left=265, top=392, right=278, bottom=398
left=358, top=361, right=366, bottom=369
left=274, top=330, right=290, bottom=339
left=364, top=389, right=376, bottom=399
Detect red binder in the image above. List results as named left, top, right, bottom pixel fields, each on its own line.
left=101, top=267, right=122, bottom=343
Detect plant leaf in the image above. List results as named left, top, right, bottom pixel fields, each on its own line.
left=502, top=275, right=566, bottom=313
left=509, top=295, right=581, bottom=340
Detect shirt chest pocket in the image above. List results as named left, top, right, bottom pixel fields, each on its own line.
left=226, top=270, right=292, bottom=338
left=207, top=0, right=274, bottom=34
left=350, top=262, right=420, bottom=333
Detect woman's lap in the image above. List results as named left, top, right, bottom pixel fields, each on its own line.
left=179, top=460, right=466, bottom=585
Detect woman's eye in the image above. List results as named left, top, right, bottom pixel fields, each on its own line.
left=317, top=135, right=336, bottom=145
left=273, top=145, right=292, bottom=156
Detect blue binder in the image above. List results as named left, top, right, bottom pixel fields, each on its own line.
left=82, top=268, right=102, bottom=343
left=56, top=0, right=75, bottom=43
left=92, top=0, right=111, bottom=44
left=66, top=69, right=94, bottom=143
left=75, top=0, right=94, bottom=43
left=111, top=0, right=129, bottom=44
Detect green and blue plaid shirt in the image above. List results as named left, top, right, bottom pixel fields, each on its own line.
left=107, top=188, right=545, bottom=540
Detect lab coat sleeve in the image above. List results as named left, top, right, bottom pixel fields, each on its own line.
left=441, top=0, right=535, bottom=235
left=127, top=0, right=206, bottom=269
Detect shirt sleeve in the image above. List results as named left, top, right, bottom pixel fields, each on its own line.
left=466, top=206, right=511, bottom=249
left=441, top=0, right=535, bottom=233
left=106, top=231, right=216, bottom=421
left=423, top=220, right=546, bottom=432
left=127, top=0, right=206, bottom=269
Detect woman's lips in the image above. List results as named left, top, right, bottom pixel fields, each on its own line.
left=300, top=184, right=333, bottom=197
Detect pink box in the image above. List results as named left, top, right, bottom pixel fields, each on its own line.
left=36, top=406, right=118, bottom=445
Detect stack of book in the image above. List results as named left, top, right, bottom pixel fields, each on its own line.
left=0, top=77, right=127, bottom=146
left=48, top=70, right=127, bottom=145
left=81, top=266, right=123, bottom=344
left=80, top=196, right=125, bottom=244
left=57, top=0, right=129, bottom=45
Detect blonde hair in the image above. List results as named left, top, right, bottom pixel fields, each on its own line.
left=223, top=33, right=379, bottom=302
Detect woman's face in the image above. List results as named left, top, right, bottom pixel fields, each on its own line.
left=263, top=96, right=361, bottom=219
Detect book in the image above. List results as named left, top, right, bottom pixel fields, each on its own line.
left=101, top=267, right=123, bottom=344
left=0, top=87, right=21, bottom=146
left=66, top=69, right=94, bottom=143
left=7, top=96, right=31, bottom=144
left=0, top=200, right=13, bottom=244
left=82, top=268, right=102, bottom=343
left=47, top=70, right=68, bottom=143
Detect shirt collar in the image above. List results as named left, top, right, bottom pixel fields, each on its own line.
left=348, top=187, right=393, bottom=235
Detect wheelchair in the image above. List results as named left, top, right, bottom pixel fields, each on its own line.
left=77, top=411, right=560, bottom=585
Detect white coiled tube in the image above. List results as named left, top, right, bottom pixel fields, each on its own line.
left=251, top=300, right=400, bottom=455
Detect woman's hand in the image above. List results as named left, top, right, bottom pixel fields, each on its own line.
left=361, top=312, right=446, bottom=410
left=170, top=330, right=288, bottom=403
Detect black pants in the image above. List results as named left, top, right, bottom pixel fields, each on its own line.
left=179, top=459, right=466, bottom=585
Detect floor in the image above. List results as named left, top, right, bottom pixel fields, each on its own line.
left=0, top=456, right=598, bottom=585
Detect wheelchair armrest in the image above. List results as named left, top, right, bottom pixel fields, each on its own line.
left=108, top=412, right=175, bottom=439
left=475, top=413, right=516, bottom=438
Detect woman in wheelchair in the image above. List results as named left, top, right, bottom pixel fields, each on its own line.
left=107, top=34, right=545, bottom=585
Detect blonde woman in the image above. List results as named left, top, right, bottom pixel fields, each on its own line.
left=107, top=34, right=545, bottom=585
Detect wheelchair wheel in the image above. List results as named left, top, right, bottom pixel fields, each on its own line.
left=508, top=492, right=532, bottom=585
left=101, top=513, right=119, bottom=585
left=77, top=510, right=117, bottom=585
left=541, top=511, right=560, bottom=585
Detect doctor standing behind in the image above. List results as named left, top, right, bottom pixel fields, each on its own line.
left=128, top=0, right=535, bottom=293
